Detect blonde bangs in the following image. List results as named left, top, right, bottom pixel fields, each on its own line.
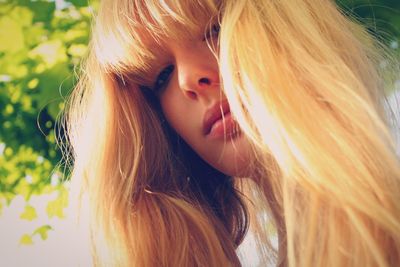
left=92, top=0, right=220, bottom=83
left=132, top=0, right=219, bottom=39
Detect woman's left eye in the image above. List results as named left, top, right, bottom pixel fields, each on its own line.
left=204, top=23, right=220, bottom=40
left=153, top=65, right=174, bottom=93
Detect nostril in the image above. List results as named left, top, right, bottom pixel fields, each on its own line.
left=199, top=77, right=211, bottom=86
left=187, top=91, right=197, bottom=99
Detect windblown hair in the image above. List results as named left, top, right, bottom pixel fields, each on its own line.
left=65, top=0, right=400, bottom=266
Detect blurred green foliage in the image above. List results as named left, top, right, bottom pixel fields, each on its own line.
left=337, top=0, right=400, bottom=59
left=0, top=0, right=94, bottom=244
left=0, top=0, right=398, bottom=245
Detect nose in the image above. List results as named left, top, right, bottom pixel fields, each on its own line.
left=175, top=51, right=220, bottom=102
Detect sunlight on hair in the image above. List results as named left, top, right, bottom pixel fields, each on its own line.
left=63, top=0, right=400, bottom=266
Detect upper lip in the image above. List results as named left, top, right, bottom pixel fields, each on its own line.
left=202, top=100, right=231, bottom=135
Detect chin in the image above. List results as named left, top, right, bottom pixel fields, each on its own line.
left=212, top=139, right=255, bottom=177
left=217, top=161, right=254, bottom=177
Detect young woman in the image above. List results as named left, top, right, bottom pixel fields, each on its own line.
left=65, top=0, right=400, bottom=266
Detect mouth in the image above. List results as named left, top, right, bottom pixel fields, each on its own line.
left=202, top=100, right=240, bottom=138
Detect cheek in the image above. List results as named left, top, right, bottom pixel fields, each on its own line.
left=159, top=87, right=193, bottom=140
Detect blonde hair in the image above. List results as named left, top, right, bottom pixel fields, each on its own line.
left=65, top=0, right=400, bottom=266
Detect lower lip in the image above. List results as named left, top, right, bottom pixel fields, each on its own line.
left=207, top=112, right=240, bottom=139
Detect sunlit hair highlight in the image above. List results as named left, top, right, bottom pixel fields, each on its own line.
left=64, top=0, right=400, bottom=266
left=219, top=0, right=400, bottom=266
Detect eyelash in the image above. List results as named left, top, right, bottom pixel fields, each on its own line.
left=153, top=65, right=174, bottom=93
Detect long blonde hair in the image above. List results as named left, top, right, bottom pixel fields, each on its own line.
left=65, top=0, right=400, bottom=266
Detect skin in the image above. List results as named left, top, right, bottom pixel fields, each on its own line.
left=153, top=35, right=254, bottom=177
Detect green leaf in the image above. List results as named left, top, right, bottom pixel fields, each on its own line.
left=67, top=0, right=89, bottom=7
left=16, top=182, right=31, bottom=201
left=25, top=1, right=56, bottom=24
left=9, top=6, right=33, bottom=27
left=34, top=62, right=73, bottom=120
left=20, top=205, right=37, bottom=221
left=46, top=188, right=68, bottom=219
left=0, top=16, right=25, bottom=53
left=46, top=199, right=64, bottom=219
left=33, top=225, right=53, bottom=240
left=19, top=234, right=33, bottom=245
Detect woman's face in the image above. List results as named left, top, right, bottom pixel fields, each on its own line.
left=146, top=31, right=253, bottom=177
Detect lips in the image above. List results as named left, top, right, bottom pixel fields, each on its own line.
left=202, top=100, right=231, bottom=136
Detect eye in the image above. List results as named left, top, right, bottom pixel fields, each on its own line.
left=153, top=65, right=174, bottom=93
left=204, top=23, right=220, bottom=41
